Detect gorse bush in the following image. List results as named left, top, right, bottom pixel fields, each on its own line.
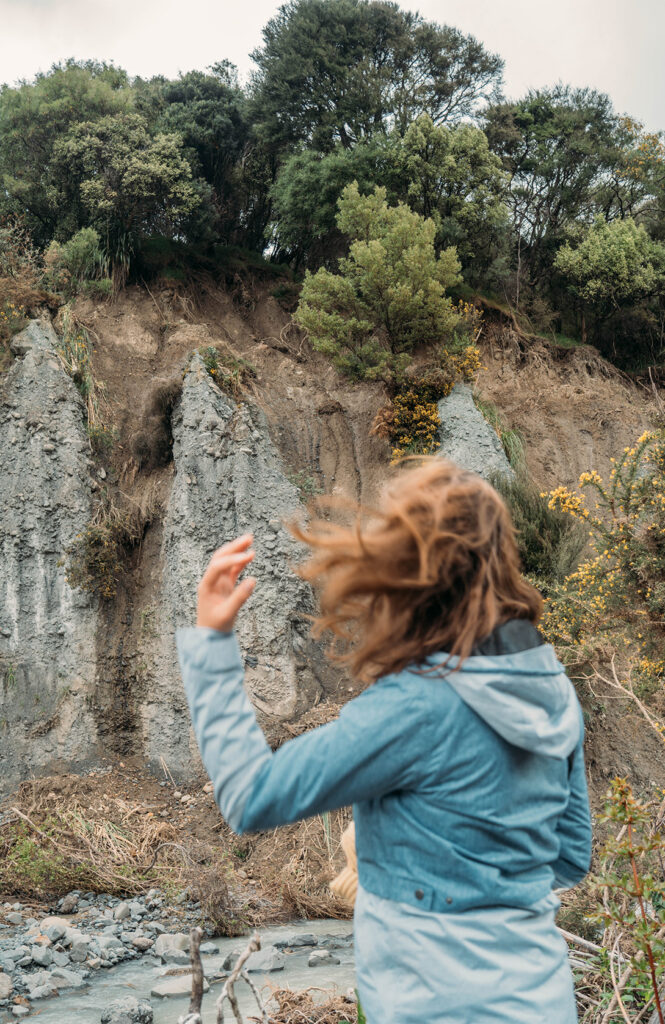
left=491, top=471, right=586, bottom=590
left=573, top=778, right=665, bottom=1023
left=371, top=343, right=482, bottom=461
left=540, top=429, right=665, bottom=672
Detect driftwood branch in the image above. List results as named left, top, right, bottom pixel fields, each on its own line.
left=178, top=927, right=205, bottom=1024
left=216, top=933, right=267, bottom=1024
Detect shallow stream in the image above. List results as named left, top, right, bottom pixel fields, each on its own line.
left=30, top=919, right=356, bottom=1023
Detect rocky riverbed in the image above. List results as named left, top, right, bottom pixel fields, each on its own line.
left=0, top=892, right=355, bottom=1022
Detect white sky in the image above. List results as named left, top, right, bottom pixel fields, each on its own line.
left=1, top=0, right=663, bottom=131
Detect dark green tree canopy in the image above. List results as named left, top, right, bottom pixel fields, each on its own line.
left=51, top=113, right=201, bottom=271
left=250, top=0, right=503, bottom=153
left=483, top=85, right=621, bottom=280
left=153, top=65, right=247, bottom=201
left=0, top=60, right=131, bottom=242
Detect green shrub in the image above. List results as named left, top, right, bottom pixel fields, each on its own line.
left=87, top=422, right=117, bottom=455
left=200, top=345, right=257, bottom=397
left=295, top=182, right=463, bottom=382
left=44, top=227, right=111, bottom=298
left=473, top=395, right=526, bottom=470
left=288, top=469, right=323, bottom=501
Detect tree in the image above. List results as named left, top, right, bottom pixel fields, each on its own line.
left=269, top=117, right=509, bottom=277
left=51, top=113, right=202, bottom=277
left=151, top=64, right=250, bottom=242
left=295, top=182, right=462, bottom=379
left=0, top=60, right=131, bottom=244
left=484, top=86, right=622, bottom=300
left=554, top=216, right=665, bottom=323
left=395, top=115, right=508, bottom=282
left=250, top=0, right=503, bottom=155
left=268, top=138, right=392, bottom=264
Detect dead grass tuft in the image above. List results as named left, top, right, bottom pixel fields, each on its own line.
left=262, top=988, right=357, bottom=1024
left=0, top=775, right=245, bottom=933
left=251, top=809, right=353, bottom=922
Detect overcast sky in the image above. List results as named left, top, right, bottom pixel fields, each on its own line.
left=1, top=0, right=663, bottom=131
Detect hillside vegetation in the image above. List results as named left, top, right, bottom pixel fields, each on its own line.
left=1, top=2, right=665, bottom=1020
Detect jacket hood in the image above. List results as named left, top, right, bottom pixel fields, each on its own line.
left=423, top=643, right=580, bottom=759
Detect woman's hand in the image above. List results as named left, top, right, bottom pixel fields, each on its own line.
left=196, top=533, right=257, bottom=633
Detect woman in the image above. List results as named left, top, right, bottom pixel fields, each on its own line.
left=177, top=459, right=591, bottom=1023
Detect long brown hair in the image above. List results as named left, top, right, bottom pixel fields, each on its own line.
left=289, top=458, right=542, bottom=683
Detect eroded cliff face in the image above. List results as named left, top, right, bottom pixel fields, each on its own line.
left=0, top=321, right=99, bottom=792
left=143, top=354, right=334, bottom=775
left=0, top=291, right=659, bottom=795
left=0, top=322, right=340, bottom=792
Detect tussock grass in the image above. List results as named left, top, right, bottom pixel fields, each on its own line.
left=267, top=988, right=358, bottom=1023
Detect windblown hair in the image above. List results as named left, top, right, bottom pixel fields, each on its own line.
left=289, top=459, right=543, bottom=683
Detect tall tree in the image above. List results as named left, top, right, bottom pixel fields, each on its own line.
left=395, top=115, right=508, bottom=281
left=250, top=0, right=503, bottom=155
left=268, top=138, right=392, bottom=264
left=154, top=64, right=248, bottom=237
left=51, top=113, right=202, bottom=276
left=483, top=85, right=621, bottom=299
left=0, top=60, right=130, bottom=243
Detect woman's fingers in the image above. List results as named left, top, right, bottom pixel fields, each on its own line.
left=200, top=549, right=255, bottom=591
left=224, top=576, right=257, bottom=618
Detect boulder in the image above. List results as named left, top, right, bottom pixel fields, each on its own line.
left=50, top=966, right=84, bottom=989
left=39, top=917, right=68, bottom=940
left=0, top=972, right=12, bottom=999
left=241, top=947, right=285, bottom=973
left=31, top=945, right=53, bottom=967
left=435, top=383, right=514, bottom=481
left=153, top=933, right=189, bottom=958
left=100, top=995, right=154, bottom=1023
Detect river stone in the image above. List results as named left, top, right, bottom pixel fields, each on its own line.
left=199, top=941, right=219, bottom=955
left=161, top=948, right=190, bottom=965
left=151, top=974, right=210, bottom=998
left=50, top=965, right=84, bottom=989
left=96, top=935, right=125, bottom=953
left=39, top=917, right=68, bottom=939
left=6, top=912, right=23, bottom=925
left=244, top=946, right=285, bottom=973
left=29, top=984, right=57, bottom=1000
left=114, top=902, right=131, bottom=922
left=308, top=950, right=341, bottom=967
left=274, top=933, right=318, bottom=948
left=153, top=933, right=189, bottom=958
left=31, top=944, right=53, bottom=966
left=59, top=892, right=79, bottom=914
left=12, top=1008, right=30, bottom=1018
left=0, top=972, right=12, bottom=998
left=435, top=383, right=514, bottom=481
left=101, top=995, right=154, bottom=1023
left=132, top=936, right=154, bottom=952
